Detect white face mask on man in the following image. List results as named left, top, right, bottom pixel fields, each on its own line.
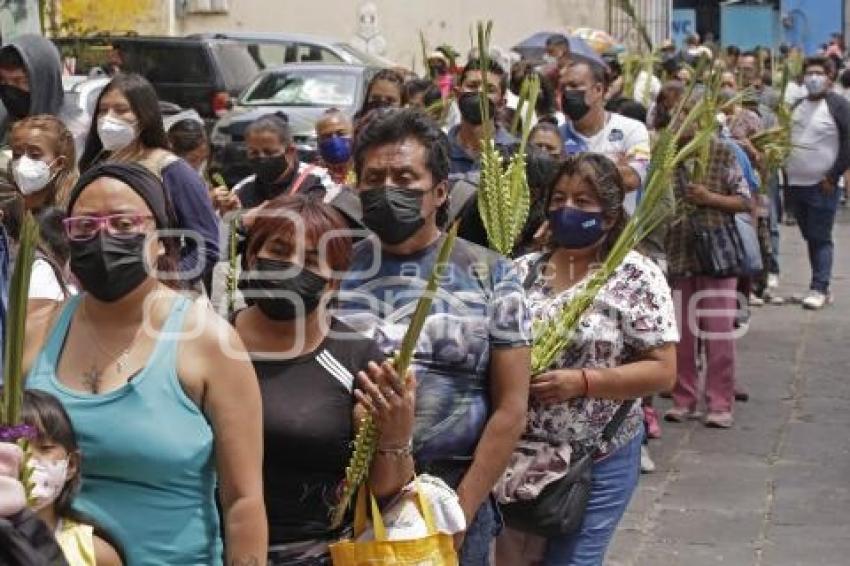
left=804, top=73, right=829, bottom=96
left=28, top=457, right=69, bottom=512
left=12, top=155, right=57, bottom=196
left=98, top=115, right=138, bottom=151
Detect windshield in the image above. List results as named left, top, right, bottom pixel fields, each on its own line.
left=240, top=69, right=359, bottom=107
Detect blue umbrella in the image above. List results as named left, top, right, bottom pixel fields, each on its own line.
left=512, top=31, right=607, bottom=68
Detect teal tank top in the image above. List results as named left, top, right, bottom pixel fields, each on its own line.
left=27, top=294, right=223, bottom=566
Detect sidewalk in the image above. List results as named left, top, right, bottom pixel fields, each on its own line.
left=607, top=209, right=850, bottom=566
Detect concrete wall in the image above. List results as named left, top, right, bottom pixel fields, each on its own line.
left=175, top=0, right=608, bottom=69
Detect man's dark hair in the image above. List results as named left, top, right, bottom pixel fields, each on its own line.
left=404, top=78, right=441, bottom=107
left=545, top=34, right=570, bottom=50
left=80, top=73, right=170, bottom=171
left=458, top=57, right=508, bottom=96
left=353, top=108, right=449, bottom=186
left=804, top=55, right=836, bottom=79
left=567, top=58, right=609, bottom=88
left=244, top=112, right=293, bottom=145
left=0, top=45, right=24, bottom=70
left=726, top=45, right=741, bottom=58
left=606, top=96, right=647, bottom=124
left=167, top=118, right=207, bottom=156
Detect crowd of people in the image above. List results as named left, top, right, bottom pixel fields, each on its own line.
left=0, top=26, right=846, bottom=566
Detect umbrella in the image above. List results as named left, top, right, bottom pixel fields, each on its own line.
left=511, top=31, right=607, bottom=68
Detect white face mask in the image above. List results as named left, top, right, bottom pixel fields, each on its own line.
left=12, top=155, right=56, bottom=196
left=542, top=54, right=557, bottom=65
left=804, top=74, right=829, bottom=96
left=28, top=457, right=69, bottom=512
left=98, top=115, right=138, bottom=151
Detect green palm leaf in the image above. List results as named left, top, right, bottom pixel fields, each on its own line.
left=1, top=212, right=39, bottom=427
left=330, top=222, right=460, bottom=527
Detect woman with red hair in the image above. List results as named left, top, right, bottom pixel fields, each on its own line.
left=233, top=194, right=415, bottom=565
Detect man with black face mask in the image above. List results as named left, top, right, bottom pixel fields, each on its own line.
left=558, top=59, right=650, bottom=213
left=0, top=34, right=87, bottom=152
left=447, top=58, right=518, bottom=175
left=336, top=108, right=531, bottom=566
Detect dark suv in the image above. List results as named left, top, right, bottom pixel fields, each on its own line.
left=53, top=36, right=260, bottom=126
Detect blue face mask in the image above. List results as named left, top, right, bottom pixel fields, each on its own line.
left=549, top=206, right=606, bottom=249
left=318, top=136, right=352, bottom=165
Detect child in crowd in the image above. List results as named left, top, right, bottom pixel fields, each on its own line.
left=22, top=390, right=123, bottom=566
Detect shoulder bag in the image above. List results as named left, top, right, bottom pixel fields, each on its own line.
left=499, top=400, right=635, bottom=537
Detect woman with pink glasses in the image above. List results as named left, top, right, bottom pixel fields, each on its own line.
left=24, top=162, right=267, bottom=565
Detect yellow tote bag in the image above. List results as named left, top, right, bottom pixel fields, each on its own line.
left=329, top=481, right=459, bottom=566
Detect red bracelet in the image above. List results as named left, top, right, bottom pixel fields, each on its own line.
left=581, top=369, right=590, bottom=397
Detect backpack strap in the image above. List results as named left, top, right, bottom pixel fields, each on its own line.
left=591, top=399, right=637, bottom=457
left=289, top=165, right=317, bottom=195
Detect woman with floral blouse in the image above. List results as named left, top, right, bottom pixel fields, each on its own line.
left=496, top=153, right=679, bottom=566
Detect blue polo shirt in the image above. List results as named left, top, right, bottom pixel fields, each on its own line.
left=447, top=124, right=519, bottom=175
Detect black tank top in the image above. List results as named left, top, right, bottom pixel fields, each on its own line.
left=254, top=317, right=385, bottom=544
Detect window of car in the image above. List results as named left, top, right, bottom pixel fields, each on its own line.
left=240, top=69, right=359, bottom=107
left=249, top=42, right=290, bottom=69
left=292, top=43, right=343, bottom=63
left=212, top=43, right=261, bottom=91
left=117, top=43, right=212, bottom=84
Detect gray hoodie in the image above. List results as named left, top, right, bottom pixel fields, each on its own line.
left=0, top=34, right=88, bottom=154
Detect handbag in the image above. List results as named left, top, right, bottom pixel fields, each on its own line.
left=734, top=212, right=764, bottom=276
left=329, top=479, right=458, bottom=566
left=690, top=216, right=745, bottom=278
left=499, top=400, right=635, bottom=537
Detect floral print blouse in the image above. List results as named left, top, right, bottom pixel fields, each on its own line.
left=516, top=250, right=679, bottom=456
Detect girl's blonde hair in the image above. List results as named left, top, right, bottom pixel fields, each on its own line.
left=10, top=114, right=79, bottom=206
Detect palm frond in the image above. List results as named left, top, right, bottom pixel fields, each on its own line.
left=331, top=223, right=460, bottom=527
left=1, top=213, right=39, bottom=426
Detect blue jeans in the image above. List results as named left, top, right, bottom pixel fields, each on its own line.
left=543, top=432, right=642, bottom=566
left=785, top=185, right=840, bottom=292
left=459, top=495, right=502, bottom=565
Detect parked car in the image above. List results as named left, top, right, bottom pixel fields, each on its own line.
left=211, top=63, right=377, bottom=185
left=187, top=31, right=393, bottom=69
left=53, top=36, right=260, bottom=127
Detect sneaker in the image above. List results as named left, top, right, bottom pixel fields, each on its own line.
left=767, top=273, right=780, bottom=289
left=704, top=411, right=734, bottom=429
left=640, top=445, right=656, bottom=474
left=644, top=406, right=662, bottom=439
left=802, top=291, right=832, bottom=310
left=664, top=406, right=702, bottom=423
left=749, top=294, right=765, bottom=307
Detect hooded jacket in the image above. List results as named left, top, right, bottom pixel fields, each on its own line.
left=0, top=35, right=87, bottom=149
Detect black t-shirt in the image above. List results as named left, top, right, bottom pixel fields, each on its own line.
left=254, top=318, right=385, bottom=544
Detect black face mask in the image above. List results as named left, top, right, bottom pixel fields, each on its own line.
left=250, top=154, right=289, bottom=185
left=359, top=186, right=427, bottom=245
left=238, top=258, right=328, bottom=321
left=458, top=91, right=495, bottom=126
left=70, top=233, right=149, bottom=302
left=561, top=89, right=591, bottom=121
left=0, top=85, right=30, bottom=120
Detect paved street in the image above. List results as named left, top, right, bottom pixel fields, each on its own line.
left=608, top=209, right=850, bottom=566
